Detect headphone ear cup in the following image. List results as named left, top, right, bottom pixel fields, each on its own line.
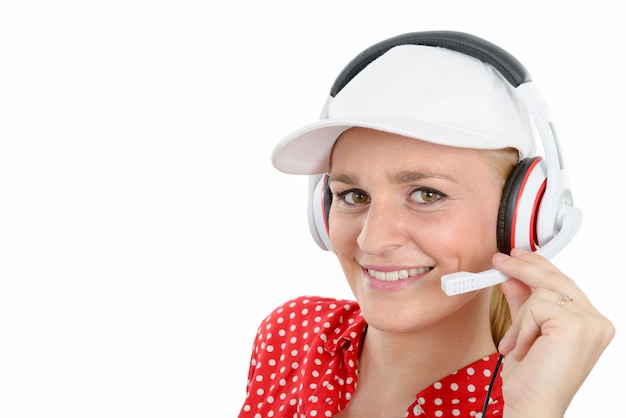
left=307, top=174, right=333, bottom=251
left=497, top=157, right=548, bottom=254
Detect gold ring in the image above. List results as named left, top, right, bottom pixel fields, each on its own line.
left=557, top=294, right=573, bottom=306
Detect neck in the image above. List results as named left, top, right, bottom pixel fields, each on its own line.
left=358, top=291, right=497, bottom=399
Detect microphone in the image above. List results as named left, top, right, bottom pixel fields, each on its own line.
left=441, top=205, right=582, bottom=296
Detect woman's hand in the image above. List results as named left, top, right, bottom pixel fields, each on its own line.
left=492, top=248, right=614, bottom=418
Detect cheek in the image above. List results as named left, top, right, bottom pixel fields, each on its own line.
left=424, top=198, right=500, bottom=268
left=454, top=199, right=501, bottom=262
left=328, top=211, right=360, bottom=253
left=328, top=213, right=364, bottom=284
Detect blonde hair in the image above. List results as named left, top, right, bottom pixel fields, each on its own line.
left=486, top=147, right=520, bottom=346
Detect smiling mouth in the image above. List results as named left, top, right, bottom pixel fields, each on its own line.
left=367, top=267, right=433, bottom=281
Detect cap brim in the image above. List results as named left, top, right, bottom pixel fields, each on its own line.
left=271, top=116, right=512, bottom=175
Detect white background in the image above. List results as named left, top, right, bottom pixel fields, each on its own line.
left=1, top=1, right=623, bottom=417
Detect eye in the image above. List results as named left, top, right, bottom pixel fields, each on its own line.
left=337, top=189, right=370, bottom=205
left=410, top=188, right=446, bottom=204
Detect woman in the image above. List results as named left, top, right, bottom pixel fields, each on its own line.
left=238, top=31, right=614, bottom=418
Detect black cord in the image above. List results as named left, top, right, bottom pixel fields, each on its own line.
left=481, top=353, right=504, bottom=417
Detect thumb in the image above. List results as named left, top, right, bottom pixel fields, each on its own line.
left=495, top=265, right=531, bottom=354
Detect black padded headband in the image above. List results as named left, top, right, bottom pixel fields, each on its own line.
left=330, top=30, right=532, bottom=97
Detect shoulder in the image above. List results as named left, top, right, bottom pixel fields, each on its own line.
left=239, top=296, right=364, bottom=416
left=257, top=295, right=361, bottom=340
left=248, top=295, right=364, bottom=357
left=269, top=295, right=360, bottom=321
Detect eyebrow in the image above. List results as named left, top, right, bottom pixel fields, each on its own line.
left=328, top=173, right=359, bottom=185
left=329, top=170, right=455, bottom=185
left=392, top=170, right=455, bottom=184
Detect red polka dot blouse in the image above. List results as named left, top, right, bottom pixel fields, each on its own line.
left=238, top=295, right=503, bottom=417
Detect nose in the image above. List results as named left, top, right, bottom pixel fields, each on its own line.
left=356, top=198, right=409, bottom=255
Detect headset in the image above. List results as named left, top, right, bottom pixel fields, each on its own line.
left=306, top=31, right=582, bottom=295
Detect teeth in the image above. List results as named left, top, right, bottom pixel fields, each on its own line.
left=368, top=267, right=431, bottom=281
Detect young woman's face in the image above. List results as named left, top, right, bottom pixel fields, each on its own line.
left=328, top=128, right=506, bottom=332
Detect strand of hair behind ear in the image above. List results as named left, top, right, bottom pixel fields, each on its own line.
left=490, top=285, right=512, bottom=346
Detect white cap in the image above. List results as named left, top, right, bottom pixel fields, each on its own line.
left=271, top=44, right=536, bottom=175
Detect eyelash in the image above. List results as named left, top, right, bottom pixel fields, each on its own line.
left=413, top=187, right=447, bottom=204
left=333, top=187, right=447, bottom=206
left=335, top=189, right=370, bottom=205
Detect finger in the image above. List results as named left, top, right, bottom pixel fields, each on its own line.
left=497, top=279, right=583, bottom=356
left=498, top=278, right=530, bottom=355
left=492, top=249, right=587, bottom=304
left=501, top=277, right=531, bottom=316
left=508, top=291, right=586, bottom=359
left=508, top=299, right=544, bottom=360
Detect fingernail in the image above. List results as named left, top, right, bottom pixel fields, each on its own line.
left=511, top=247, right=529, bottom=257
left=493, top=253, right=509, bottom=262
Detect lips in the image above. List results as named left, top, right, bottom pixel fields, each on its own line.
left=367, top=266, right=433, bottom=281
